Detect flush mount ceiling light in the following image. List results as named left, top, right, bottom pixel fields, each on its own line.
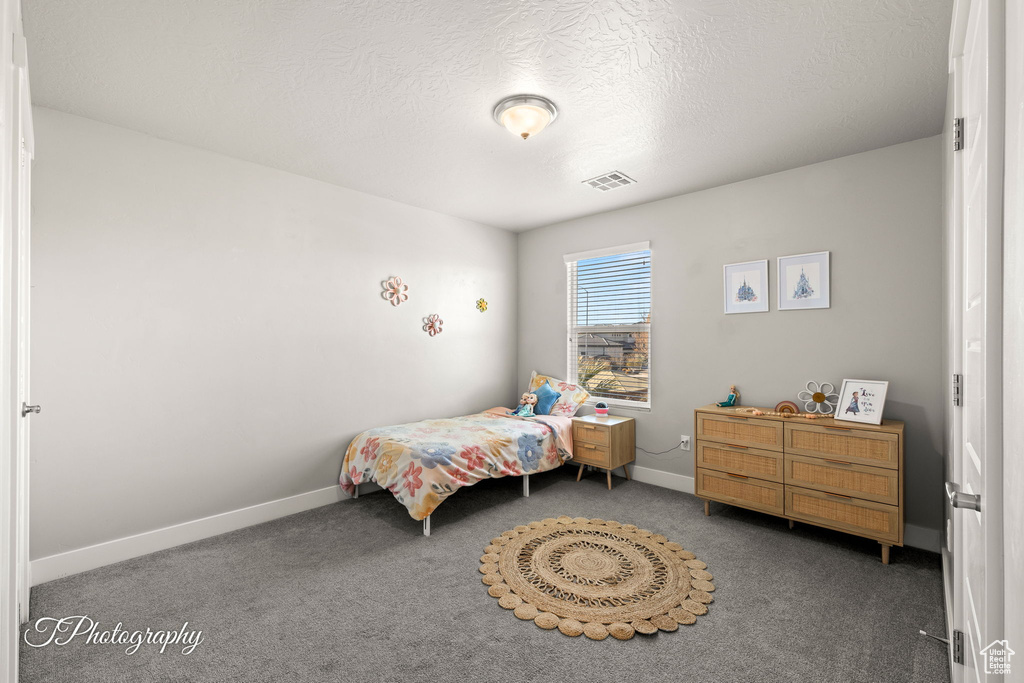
left=492, top=95, right=558, bottom=140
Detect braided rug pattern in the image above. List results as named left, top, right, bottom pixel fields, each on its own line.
left=480, top=516, right=715, bottom=640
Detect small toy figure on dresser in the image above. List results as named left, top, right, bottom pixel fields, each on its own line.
left=510, top=393, right=538, bottom=417
left=715, top=385, right=740, bottom=407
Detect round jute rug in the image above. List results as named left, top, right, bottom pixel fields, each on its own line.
left=480, top=516, right=715, bottom=640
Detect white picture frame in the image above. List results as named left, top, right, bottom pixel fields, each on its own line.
left=834, top=379, right=889, bottom=425
left=723, top=259, right=769, bottom=314
left=778, top=251, right=830, bottom=310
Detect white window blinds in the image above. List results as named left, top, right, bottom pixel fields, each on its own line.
left=564, top=242, right=651, bottom=407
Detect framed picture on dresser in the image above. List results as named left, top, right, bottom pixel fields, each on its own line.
left=835, top=379, right=889, bottom=425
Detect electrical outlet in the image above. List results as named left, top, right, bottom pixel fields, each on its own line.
left=680, top=435, right=691, bottom=451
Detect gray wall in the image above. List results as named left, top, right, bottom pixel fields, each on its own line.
left=30, top=108, right=519, bottom=559
left=517, top=136, right=945, bottom=539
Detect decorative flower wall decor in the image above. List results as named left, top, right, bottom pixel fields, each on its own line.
left=381, top=276, right=409, bottom=306
left=476, top=298, right=488, bottom=312
left=423, top=314, right=443, bottom=336
left=797, top=381, right=839, bottom=414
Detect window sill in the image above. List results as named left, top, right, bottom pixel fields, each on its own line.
left=582, top=399, right=651, bottom=414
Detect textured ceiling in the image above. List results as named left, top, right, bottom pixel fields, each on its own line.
left=25, top=0, right=952, bottom=231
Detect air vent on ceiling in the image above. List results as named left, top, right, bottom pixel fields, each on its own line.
left=583, top=171, right=636, bottom=192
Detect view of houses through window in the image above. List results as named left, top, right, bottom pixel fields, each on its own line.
left=566, top=246, right=651, bottom=406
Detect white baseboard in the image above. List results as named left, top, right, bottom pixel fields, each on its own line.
left=904, top=523, right=942, bottom=553
left=30, top=485, right=347, bottom=586
left=628, top=465, right=695, bottom=494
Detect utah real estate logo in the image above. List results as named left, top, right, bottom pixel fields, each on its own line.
left=980, top=640, right=1014, bottom=676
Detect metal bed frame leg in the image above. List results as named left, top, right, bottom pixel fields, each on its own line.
left=353, top=484, right=360, bottom=499
left=423, top=515, right=431, bottom=537
left=523, top=474, right=530, bottom=497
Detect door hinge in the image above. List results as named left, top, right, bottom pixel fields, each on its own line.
left=952, top=373, right=962, bottom=407
left=953, top=118, right=965, bottom=151
left=953, top=629, right=965, bottom=664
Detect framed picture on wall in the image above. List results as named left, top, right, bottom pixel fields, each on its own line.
left=778, top=251, right=830, bottom=310
left=834, top=379, right=889, bottom=425
left=723, top=260, right=769, bottom=314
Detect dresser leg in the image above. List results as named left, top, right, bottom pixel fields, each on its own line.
left=576, top=464, right=584, bottom=482
left=788, top=519, right=795, bottom=530
left=606, top=469, right=612, bottom=490
left=881, top=544, right=891, bottom=565
left=623, top=463, right=631, bottom=480
left=704, top=500, right=710, bottom=516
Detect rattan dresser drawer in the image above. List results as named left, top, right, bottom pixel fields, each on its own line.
left=785, top=454, right=899, bottom=505
left=696, top=442, right=784, bottom=483
left=572, top=421, right=610, bottom=446
left=573, top=442, right=610, bottom=467
left=785, top=486, right=900, bottom=543
left=785, top=423, right=899, bottom=469
left=696, top=468, right=784, bottom=516
left=696, top=413, right=784, bottom=451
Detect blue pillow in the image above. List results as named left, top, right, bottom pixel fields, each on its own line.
left=532, top=381, right=560, bottom=416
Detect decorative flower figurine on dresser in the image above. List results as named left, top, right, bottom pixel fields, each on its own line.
left=797, top=381, right=839, bottom=414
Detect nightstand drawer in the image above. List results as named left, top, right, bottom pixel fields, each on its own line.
left=574, top=442, right=610, bottom=466
left=785, top=423, right=899, bottom=469
left=572, top=422, right=609, bottom=446
left=697, top=413, right=783, bottom=451
left=696, top=468, right=784, bottom=516
left=786, top=486, right=900, bottom=543
left=785, top=454, right=898, bottom=505
left=696, top=442, right=783, bottom=482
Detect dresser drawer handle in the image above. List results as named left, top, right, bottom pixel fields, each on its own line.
left=726, top=473, right=749, bottom=479
left=826, top=492, right=852, bottom=499
left=825, top=426, right=852, bottom=432
left=726, top=415, right=749, bottom=421
left=824, top=459, right=852, bottom=466
left=725, top=444, right=749, bottom=450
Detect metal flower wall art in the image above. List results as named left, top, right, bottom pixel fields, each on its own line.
left=798, top=380, right=839, bottom=414
left=381, top=276, right=409, bottom=306
left=476, top=298, right=488, bottom=312
left=423, top=314, right=443, bottom=336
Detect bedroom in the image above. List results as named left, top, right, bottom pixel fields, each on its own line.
left=0, top=1, right=1021, bottom=682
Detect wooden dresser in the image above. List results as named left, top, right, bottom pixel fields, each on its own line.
left=572, top=415, right=636, bottom=490
left=694, top=404, right=904, bottom=563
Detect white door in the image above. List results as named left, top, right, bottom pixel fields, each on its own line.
left=0, top=3, right=32, bottom=682
left=949, top=0, right=1005, bottom=680
left=12, top=29, right=34, bottom=626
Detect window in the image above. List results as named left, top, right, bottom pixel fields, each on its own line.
left=564, top=241, right=651, bottom=408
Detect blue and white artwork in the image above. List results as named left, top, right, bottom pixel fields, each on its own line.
left=778, top=251, right=830, bottom=310
left=723, top=260, right=768, bottom=314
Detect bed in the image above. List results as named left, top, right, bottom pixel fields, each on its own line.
left=340, top=407, right=573, bottom=535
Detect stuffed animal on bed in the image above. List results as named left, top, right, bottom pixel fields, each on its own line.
left=510, top=392, right=538, bottom=417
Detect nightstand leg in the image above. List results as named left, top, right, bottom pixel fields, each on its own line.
left=576, top=464, right=584, bottom=482
left=704, top=500, right=710, bottom=516
left=788, top=519, right=795, bottom=530
left=622, top=464, right=631, bottom=480
left=606, top=469, right=612, bottom=490
left=881, top=544, right=891, bottom=565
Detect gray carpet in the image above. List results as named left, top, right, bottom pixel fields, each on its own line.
left=20, top=468, right=950, bottom=683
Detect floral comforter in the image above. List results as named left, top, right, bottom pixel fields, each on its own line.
left=339, top=407, right=574, bottom=520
